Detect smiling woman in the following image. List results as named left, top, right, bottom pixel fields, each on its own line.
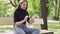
left=14, top=0, right=40, bottom=34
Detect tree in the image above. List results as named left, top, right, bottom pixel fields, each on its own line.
left=28, top=0, right=40, bottom=17
left=53, top=0, right=59, bottom=20
left=9, top=0, right=18, bottom=7
left=0, top=0, right=10, bottom=17
left=57, top=0, right=60, bottom=20
left=40, top=0, right=48, bottom=30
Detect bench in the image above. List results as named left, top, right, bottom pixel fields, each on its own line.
left=27, top=18, right=54, bottom=34
left=0, top=17, right=13, bottom=25
left=0, top=17, right=54, bottom=34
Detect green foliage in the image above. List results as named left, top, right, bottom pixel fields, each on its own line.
left=0, top=1, right=9, bottom=17
left=0, top=0, right=15, bottom=17
left=47, top=0, right=54, bottom=18
left=47, top=0, right=60, bottom=18
left=27, top=0, right=40, bottom=17
left=58, top=0, right=60, bottom=18
left=0, top=0, right=40, bottom=17
left=0, top=0, right=60, bottom=19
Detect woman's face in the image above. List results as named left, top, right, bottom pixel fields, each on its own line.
left=20, top=2, right=28, bottom=10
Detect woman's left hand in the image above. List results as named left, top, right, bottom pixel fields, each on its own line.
left=29, top=18, right=35, bottom=24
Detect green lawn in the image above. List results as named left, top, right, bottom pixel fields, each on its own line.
left=48, top=21, right=60, bottom=34
left=0, top=27, right=13, bottom=33
left=0, top=21, right=60, bottom=34
left=26, top=21, right=60, bottom=34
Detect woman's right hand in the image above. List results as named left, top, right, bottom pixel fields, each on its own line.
left=15, top=16, right=28, bottom=26
left=24, top=16, right=28, bottom=21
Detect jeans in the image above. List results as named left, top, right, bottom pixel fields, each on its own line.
left=14, top=24, right=40, bottom=34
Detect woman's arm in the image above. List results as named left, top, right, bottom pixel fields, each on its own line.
left=15, top=16, right=28, bottom=26
left=15, top=19, right=25, bottom=26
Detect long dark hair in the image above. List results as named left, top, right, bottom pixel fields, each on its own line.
left=15, top=0, right=28, bottom=11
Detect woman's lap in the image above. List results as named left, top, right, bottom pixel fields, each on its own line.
left=14, top=24, right=40, bottom=34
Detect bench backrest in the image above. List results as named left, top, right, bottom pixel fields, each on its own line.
left=0, top=17, right=13, bottom=25
left=0, top=17, right=44, bottom=25
left=33, top=18, right=44, bottom=24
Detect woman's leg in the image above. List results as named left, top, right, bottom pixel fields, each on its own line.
left=24, top=28, right=40, bottom=34
left=14, top=26, right=26, bottom=34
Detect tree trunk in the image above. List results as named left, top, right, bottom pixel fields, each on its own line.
left=53, top=0, right=59, bottom=20
left=57, top=0, right=60, bottom=20
left=40, top=0, right=48, bottom=30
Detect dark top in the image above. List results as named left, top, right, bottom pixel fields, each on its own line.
left=14, top=8, right=30, bottom=24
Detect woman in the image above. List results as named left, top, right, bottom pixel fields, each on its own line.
left=14, top=0, right=40, bottom=34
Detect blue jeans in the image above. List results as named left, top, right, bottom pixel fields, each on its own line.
left=14, top=24, right=40, bottom=34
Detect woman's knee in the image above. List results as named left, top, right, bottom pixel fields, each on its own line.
left=32, top=29, right=40, bottom=34
left=35, top=29, right=40, bottom=32
left=14, top=27, right=26, bottom=34
left=32, top=28, right=40, bottom=32
left=15, top=29, right=26, bottom=34
left=15, top=31, right=25, bottom=34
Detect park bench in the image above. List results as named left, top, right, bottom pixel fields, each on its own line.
left=27, top=18, right=54, bottom=34
left=0, top=17, right=54, bottom=34
left=0, top=17, right=13, bottom=25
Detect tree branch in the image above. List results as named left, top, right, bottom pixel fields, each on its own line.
left=9, top=0, right=16, bottom=7
left=14, top=0, right=17, bottom=6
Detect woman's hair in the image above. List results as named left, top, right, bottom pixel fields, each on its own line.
left=15, top=0, right=28, bottom=10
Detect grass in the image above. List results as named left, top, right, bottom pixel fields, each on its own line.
left=48, top=21, right=60, bottom=34
left=0, top=27, right=14, bottom=33
left=30, top=21, right=60, bottom=34
left=0, top=28, right=5, bottom=33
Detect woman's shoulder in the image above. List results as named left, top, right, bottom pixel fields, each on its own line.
left=14, top=9, right=20, bottom=13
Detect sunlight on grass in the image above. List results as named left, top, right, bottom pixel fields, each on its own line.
left=0, top=27, right=14, bottom=33
left=48, top=21, right=60, bottom=34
